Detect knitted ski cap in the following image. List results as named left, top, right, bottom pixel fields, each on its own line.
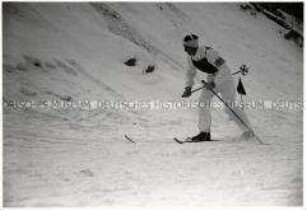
left=183, top=34, right=199, bottom=48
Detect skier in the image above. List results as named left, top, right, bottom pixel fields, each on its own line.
left=181, top=34, right=254, bottom=142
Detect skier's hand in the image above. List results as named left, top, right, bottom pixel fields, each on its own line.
left=182, top=86, right=192, bottom=98
left=204, top=82, right=215, bottom=90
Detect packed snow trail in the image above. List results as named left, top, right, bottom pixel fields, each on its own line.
left=4, top=109, right=302, bottom=205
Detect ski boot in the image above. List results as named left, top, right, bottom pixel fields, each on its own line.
left=190, top=132, right=211, bottom=142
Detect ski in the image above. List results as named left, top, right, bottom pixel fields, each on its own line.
left=173, top=137, right=191, bottom=144
left=173, top=137, right=218, bottom=144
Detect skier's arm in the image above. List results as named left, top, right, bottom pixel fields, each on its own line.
left=182, top=58, right=196, bottom=98
left=185, top=57, right=196, bottom=88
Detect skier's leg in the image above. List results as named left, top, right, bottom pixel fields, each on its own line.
left=198, top=87, right=214, bottom=132
left=219, top=79, right=252, bottom=132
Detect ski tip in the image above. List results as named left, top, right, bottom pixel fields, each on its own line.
left=124, top=134, right=136, bottom=143
left=173, top=138, right=184, bottom=144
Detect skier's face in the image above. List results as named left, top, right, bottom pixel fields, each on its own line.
left=184, top=45, right=198, bottom=56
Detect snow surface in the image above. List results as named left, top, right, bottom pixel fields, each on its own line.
left=2, top=2, right=303, bottom=207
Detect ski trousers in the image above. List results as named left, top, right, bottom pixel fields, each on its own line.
left=198, top=65, right=252, bottom=133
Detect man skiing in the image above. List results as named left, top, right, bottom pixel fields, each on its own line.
left=181, top=34, right=254, bottom=142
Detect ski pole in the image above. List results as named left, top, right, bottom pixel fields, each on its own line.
left=189, top=81, right=263, bottom=144
left=232, top=70, right=243, bottom=75
left=200, top=80, right=251, bottom=131
left=201, top=80, right=264, bottom=144
left=191, top=85, right=206, bottom=94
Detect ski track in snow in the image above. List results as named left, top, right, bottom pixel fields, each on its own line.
left=3, top=2, right=303, bottom=206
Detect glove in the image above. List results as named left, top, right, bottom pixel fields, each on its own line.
left=181, top=86, right=192, bottom=98
left=204, top=81, right=215, bottom=90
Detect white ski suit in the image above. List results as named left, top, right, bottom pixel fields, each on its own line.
left=185, top=46, right=252, bottom=132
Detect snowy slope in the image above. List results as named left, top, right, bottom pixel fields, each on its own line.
left=3, top=3, right=303, bottom=206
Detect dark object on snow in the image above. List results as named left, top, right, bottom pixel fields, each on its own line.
left=250, top=11, right=257, bottom=17
left=80, top=169, right=94, bottom=177
left=56, top=94, right=72, bottom=102
left=284, top=29, right=303, bottom=47
left=240, top=4, right=257, bottom=17
left=60, top=96, right=72, bottom=102
left=34, top=62, right=42, bottom=68
left=124, top=58, right=137, bottom=67
left=144, top=65, right=155, bottom=74
left=240, top=4, right=252, bottom=11
left=237, top=78, right=246, bottom=95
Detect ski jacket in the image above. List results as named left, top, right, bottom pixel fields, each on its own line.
left=185, top=46, right=225, bottom=87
